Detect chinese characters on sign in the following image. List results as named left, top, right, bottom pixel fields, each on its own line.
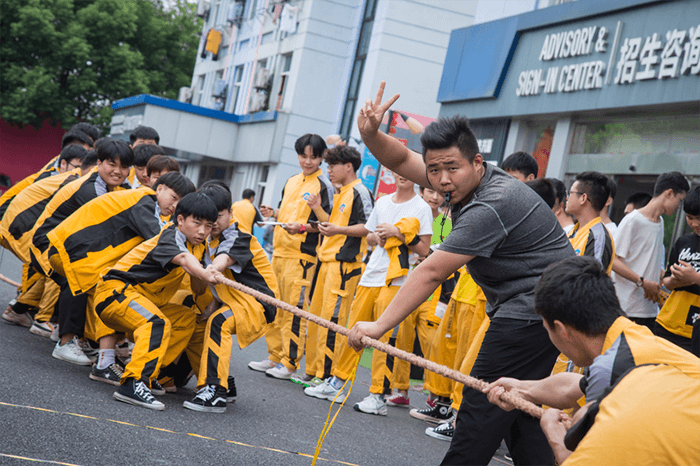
left=517, top=23, right=700, bottom=97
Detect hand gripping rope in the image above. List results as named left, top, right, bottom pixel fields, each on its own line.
left=213, top=273, right=549, bottom=461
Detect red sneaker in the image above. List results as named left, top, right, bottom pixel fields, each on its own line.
left=386, top=393, right=410, bottom=407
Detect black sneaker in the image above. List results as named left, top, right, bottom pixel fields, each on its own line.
left=150, top=379, right=166, bottom=396
left=183, top=385, right=227, bottom=413
left=227, top=376, right=237, bottom=403
left=114, top=378, right=164, bottom=411
left=409, top=401, right=453, bottom=424
left=425, top=419, right=454, bottom=441
left=89, top=363, right=123, bottom=386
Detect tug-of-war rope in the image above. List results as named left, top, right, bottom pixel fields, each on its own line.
left=214, top=273, right=548, bottom=422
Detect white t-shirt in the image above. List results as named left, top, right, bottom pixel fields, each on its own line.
left=604, top=221, right=618, bottom=235
left=612, top=210, right=665, bottom=318
left=358, top=193, right=433, bottom=287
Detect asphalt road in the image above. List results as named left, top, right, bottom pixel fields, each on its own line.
left=0, top=251, right=511, bottom=466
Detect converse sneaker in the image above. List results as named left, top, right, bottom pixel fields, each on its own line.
left=226, top=376, right=237, bottom=403
left=386, top=393, right=410, bottom=408
left=29, top=321, right=55, bottom=338
left=52, top=337, right=93, bottom=366
left=150, top=379, right=166, bottom=396
left=304, top=378, right=346, bottom=403
left=353, top=394, right=387, bottom=416
left=50, top=324, right=60, bottom=342
left=89, top=363, right=124, bottom=386
left=2, top=308, right=33, bottom=328
left=290, top=373, right=316, bottom=387
left=425, top=417, right=455, bottom=441
left=265, top=363, right=295, bottom=380
left=183, top=384, right=227, bottom=413
left=114, top=378, right=164, bottom=411
left=410, top=401, right=453, bottom=424
left=248, top=358, right=276, bottom=372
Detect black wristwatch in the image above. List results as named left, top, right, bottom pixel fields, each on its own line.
left=635, top=276, right=644, bottom=287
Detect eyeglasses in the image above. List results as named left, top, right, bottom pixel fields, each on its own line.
left=68, top=162, right=82, bottom=170
left=567, top=190, right=585, bottom=197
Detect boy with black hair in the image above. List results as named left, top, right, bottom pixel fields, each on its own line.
left=130, top=144, right=166, bottom=189
left=302, top=145, right=373, bottom=383
left=525, top=178, right=556, bottom=209
left=95, top=192, right=218, bottom=410
left=350, top=83, right=573, bottom=465
left=248, top=133, right=334, bottom=381
left=183, top=185, right=279, bottom=413
left=654, top=185, right=700, bottom=354
left=61, top=131, right=93, bottom=150
left=548, top=178, right=575, bottom=234
left=500, top=151, right=538, bottom=182
left=147, top=155, right=179, bottom=186
left=565, top=171, right=614, bottom=273
left=623, top=191, right=652, bottom=215
left=70, top=122, right=101, bottom=143
left=484, top=256, right=700, bottom=465
left=612, top=172, right=690, bottom=329
left=48, top=172, right=195, bottom=371
left=600, top=177, right=617, bottom=234
left=129, top=125, right=160, bottom=147
left=231, top=188, right=263, bottom=234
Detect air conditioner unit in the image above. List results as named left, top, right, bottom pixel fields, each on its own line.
left=196, top=0, right=211, bottom=18
left=227, top=1, right=244, bottom=25
left=213, top=79, right=227, bottom=98
left=254, top=68, right=270, bottom=88
left=178, top=87, right=193, bottom=103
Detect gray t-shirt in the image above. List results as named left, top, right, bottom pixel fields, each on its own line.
left=440, top=164, right=574, bottom=320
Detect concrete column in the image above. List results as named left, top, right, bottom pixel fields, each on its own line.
left=545, top=117, right=573, bottom=180
left=503, top=119, right=528, bottom=161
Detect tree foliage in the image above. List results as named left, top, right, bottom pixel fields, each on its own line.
left=0, top=0, right=202, bottom=130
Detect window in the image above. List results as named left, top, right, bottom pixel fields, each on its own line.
left=230, top=65, right=244, bottom=113
left=212, top=0, right=221, bottom=25
left=275, top=53, right=292, bottom=111
left=193, top=74, right=206, bottom=106
left=261, top=31, right=274, bottom=45
left=248, top=0, right=259, bottom=20
left=211, top=70, right=225, bottom=110
left=257, top=164, right=271, bottom=206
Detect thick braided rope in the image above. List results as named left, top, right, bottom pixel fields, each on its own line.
left=214, top=273, right=546, bottom=420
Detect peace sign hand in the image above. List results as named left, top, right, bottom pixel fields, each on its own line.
left=357, top=81, right=400, bottom=140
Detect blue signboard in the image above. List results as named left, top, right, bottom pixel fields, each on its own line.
left=358, top=146, right=379, bottom=192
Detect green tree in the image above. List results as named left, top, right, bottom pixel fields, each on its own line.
left=0, top=0, right=202, bottom=131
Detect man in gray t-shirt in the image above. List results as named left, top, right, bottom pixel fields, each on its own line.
left=347, top=82, right=573, bottom=466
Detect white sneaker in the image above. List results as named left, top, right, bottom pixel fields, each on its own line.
left=50, top=324, right=60, bottom=342
left=353, top=394, right=387, bottom=416
left=304, top=378, right=346, bottom=403
left=29, top=321, right=55, bottom=338
left=52, top=337, right=93, bottom=366
left=248, top=358, right=276, bottom=372
left=266, top=363, right=295, bottom=380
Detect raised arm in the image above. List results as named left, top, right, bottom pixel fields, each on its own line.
left=357, top=81, right=430, bottom=188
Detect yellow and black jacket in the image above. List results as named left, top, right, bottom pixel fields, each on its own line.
left=231, top=199, right=263, bottom=234
left=48, top=188, right=166, bottom=295
left=0, top=168, right=80, bottom=262
left=206, top=219, right=280, bottom=347
left=0, top=156, right=59, bottom=221
left=385, top=217, right=421, bottom=286
left=318, top=178, right=373, bottom=263
left=273, top=169, right=334, bottom=262
left=568, top=217, right=615, bottom=274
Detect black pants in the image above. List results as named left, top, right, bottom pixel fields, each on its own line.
left=653, top=322, right=693, bottom=353
left=53, top=275, right=88, bottom=338
left=441, top=317, right=559, bottom=466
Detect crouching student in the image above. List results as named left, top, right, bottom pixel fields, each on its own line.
left=94, top=193, right=219, bottom=410
left=183, top=184, right=279, bottom=413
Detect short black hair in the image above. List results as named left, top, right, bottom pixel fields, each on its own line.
left=199, top=184, right=232, bottom=212
left=501, top=151, right=539, bottom=178
left=548, top=178, right=567, bottom=206
left=625, top=192, right=652, bottom=210
left=70, top=122, right=101, bottom=142
left=61, top=131, right=93, bottom=149
left=129, top=126, right=160, bottom=145
left=200, top=179, right=231, bottom=192
left=146, top=155, right=179, bottom=177
left=606, top=177, right=617, bottom=200
left=575, top=171, right=611, bottom=212
left=684, top=186, right=700, bottom=216
left=93, top=137, right=111, bottom=151
left=653, top=172, right=690, bottom=197
left=535, top=256, right=624, bottom=336
left=324, top=145, right=361, bottom=172
left=294, top=134, right=327, bottom=158
left=152, top=172, right=195, bottom=199
left=133, top=144, right=165, bottom=167
left=420, top=115, right=480, bottom=163
left=175, top=192, right=218, bottom=224
left=242, top=188, right=255, bottom=200
left=97, top=139, right=134, bottom=166
left=59, top=144, right=88, bottom=165
left=525, top=178, right=556, bottom=209
left=81, top=150, right=98, bottom=171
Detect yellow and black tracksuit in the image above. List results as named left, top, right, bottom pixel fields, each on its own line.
left=306, top=178, right=373, bottom=379
left=95, top=223, right=203, bottom=385
left=196, top=220, right=279, bottom=390
left=265, top=169, right=333, bottom=368
left=0, top=156, right=58, bottom=222
left=47, top=188, right=165, bottom=340
left=231, top=199, right=263, bottom=234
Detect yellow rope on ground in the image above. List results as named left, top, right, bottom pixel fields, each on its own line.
left=311, top=353, right=361, bottom=466
left=214, top=273, right=546, bottom=420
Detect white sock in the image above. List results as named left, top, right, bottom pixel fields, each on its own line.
left=97, top=349, right=115, bottom=370
left=330, top=376, right=345, bottom=390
